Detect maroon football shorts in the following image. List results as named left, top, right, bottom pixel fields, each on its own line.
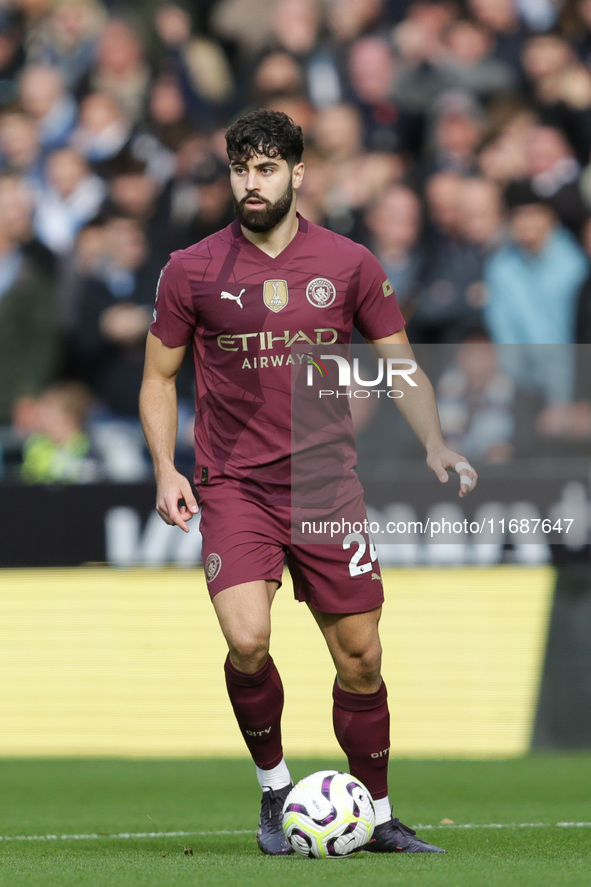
left=198, top=481, right=384, bottom=615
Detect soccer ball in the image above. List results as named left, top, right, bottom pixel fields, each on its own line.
left=282, top=770, right=375, bottom=859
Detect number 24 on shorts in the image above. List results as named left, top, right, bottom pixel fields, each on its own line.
left=343, top=532, right=378, bottom=577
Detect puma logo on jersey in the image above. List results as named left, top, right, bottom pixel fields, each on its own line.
left=221, top=288, right=245, bottom=308
left=371, top=572, right=382, bottom=582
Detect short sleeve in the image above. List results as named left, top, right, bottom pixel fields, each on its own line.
left=150, top=252, right=196, bottom=347
left=353, top=247, right=405, bottom=340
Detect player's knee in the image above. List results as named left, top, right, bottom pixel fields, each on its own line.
left=228, top=634, right=270, bottom=673
left=337, top=641, right=382, bottom=691
left=355, top=644, right=382, bottom=682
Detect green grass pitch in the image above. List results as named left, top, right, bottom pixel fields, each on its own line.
left=0, top=755, right=590, bottom=887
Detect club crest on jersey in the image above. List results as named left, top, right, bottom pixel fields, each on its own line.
left=306, top=277, right=336, bottom=308
left=263, top=279, right=289, bottom=313
left=205, top=553, right=222, bottom=582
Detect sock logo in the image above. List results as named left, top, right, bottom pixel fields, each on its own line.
left=246, top=726, right=272, bottom=737
left=371, top=747, right=390, bottom=759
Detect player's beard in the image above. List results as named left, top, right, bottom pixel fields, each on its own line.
left=234, top=180, right=294, bottom=233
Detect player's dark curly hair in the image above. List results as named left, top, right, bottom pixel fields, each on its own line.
left=225, top=109, right=304, bottom=167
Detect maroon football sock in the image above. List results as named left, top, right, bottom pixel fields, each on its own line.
left=224, top=654, right=285, bottom=769
left=332, top=679, right=390, bottom=800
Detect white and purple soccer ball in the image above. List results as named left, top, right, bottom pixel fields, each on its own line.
left=282, top=770, right=375, bottom=859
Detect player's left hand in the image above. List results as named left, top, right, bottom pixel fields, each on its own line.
left=426, top=448, right=478, bottom=498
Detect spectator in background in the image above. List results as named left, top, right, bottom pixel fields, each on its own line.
left=521, top=32, right=591, bottom=164
left=155, top=138, right=234, bottom=251
left=20, top=379, right=99, bottom=483
left=344, top=35, right=424, bottom=156
left=17, top=64, right=77, bottom=153
left=391, top=1, right=457, bottom=115
left=457, top=176, right=505, bottom=254
left=484, top=180, right=588, bottom=404
left=363, top=183, right=424, bottom=309
left=324, top=0, right=386, bottom=44
left=291, top=145, right=331, bottom=224
left=56, top=219, right=106, bottom=339
left=249, top=0, right=390, bottom=115
left=103, top=155, right=160, bottom=222
left=259, top=91, right=318, bottom=140
left=477, top=104, right=534, bottom=185
left=69, top=214, right=155, bottom=478
left=27, top=0, right=105, bottom=92
left=140, top=71, right=196, bottom=154
left=559, top=0, right=591, bottom=67
left=17, top=0, right=63, bottom=66
left=516, top=0, right=558, bottom=33
left=177, top=149, right=235, bottom=244
left=267, top=0, right=321, bottom=59
left=0, top=172, right=56, bottom=278
left=442, top=174, right=506, bottom=329
left=0, top=215, right=60, bottom=425
left=0, top=109, right=44, bottom=185
left=33, top=146, right=106, bottom=255
left=521, top=32, right=574, bottom=101
left=100, top=153, right=174, bottom=266
left=437, top=17, right=518, bottom=106
left=153, top=3, right=234, bottom=127
left=467, top=0, right=526, bottom=77
left=70, top=215, right=155, bottom=416
left=407, top=171, right=486, bottom=342
left=436, top=334, right=516, bottom=463
left=249, top=50, right=306, bottom=107
left=69, top=91, right=133, bottom=176
left=574, top=215, right=591, bottom=343
left=210, top=0, right=278, bottom=63
left=523, top=125, right=588, bottom=235
left=77, top=18, right=152, bottom=122
left=262, top=0, right=332, bottom=110
left=311, top=102, right=402, bottom=238
left=0, top=9, right=26, bottom=106
left=420, top=89, right=484, bottom=179
left=311, top=101, right=368, bottom=234
left=527, top=215, right=591, bottom=448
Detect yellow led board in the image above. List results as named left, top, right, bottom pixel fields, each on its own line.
left=0, top=567, right=553, bottom=757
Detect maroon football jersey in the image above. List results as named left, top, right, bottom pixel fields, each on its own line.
left=150, top=215, right=404, bottom=492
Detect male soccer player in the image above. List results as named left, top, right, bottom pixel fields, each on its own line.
left=140, top=109, right=477, bottom=856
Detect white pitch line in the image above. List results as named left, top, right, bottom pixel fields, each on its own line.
left=415, top=822, right=591, bottom=830
left=0, top=823, right=590, bottom=843
left=0, top=829, right=253, bottom=843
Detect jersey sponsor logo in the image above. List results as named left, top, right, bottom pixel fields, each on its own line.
left=221, top=288, right=245, bottom=308
left=382, top=279, right=394, bottom=298
left=204, top=552, right=222, bottom=582
left=263, top=279, right=289, bottom=313
left=242, top=352, right=308, bottom=369
left=217, top=328, right=338, bottom=352
left=306, top=277, right=336, bottom=308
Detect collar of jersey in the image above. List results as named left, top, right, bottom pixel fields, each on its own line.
left=231, top=214, right=309, bottom=266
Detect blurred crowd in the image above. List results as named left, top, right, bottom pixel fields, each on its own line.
left=1, top=0, right=591, bottom=483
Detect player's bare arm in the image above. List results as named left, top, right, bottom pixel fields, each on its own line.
left=139, top=331, right=198, bottom=531
left=369, top=329, right=478, bottom=498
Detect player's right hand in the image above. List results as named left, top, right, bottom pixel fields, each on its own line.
left=155, top=470, right=199, bottom=532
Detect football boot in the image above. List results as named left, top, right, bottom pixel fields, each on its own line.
left=256, top=783, right=295, bottom=855
left=365, top=816, right=446, bottom=853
